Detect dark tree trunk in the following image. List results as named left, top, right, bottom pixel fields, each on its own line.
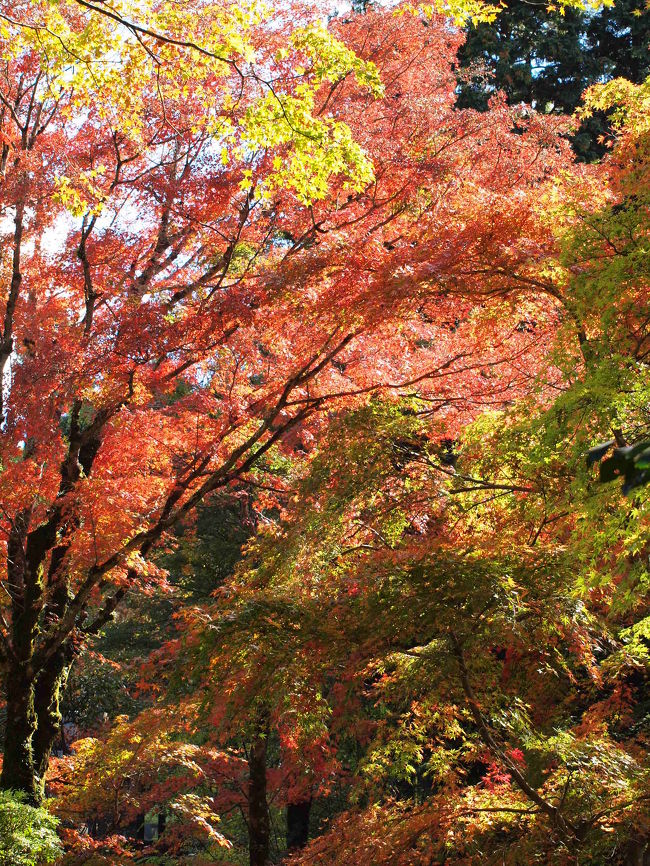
left=1, top=405, right=107, bottom=803
left=33, top=644, right=72, bottom=787
left=248, top=713, right=270, bottom=866
left=1, top=665, right=39, bottom=803
left=625, top=837, right=649, bottom=866
left=135, top=811, right=146, bottom=841
left=286, top=798, right=312, bottom=852
left=1, top=521, right=44, bottom=803
left=1, top=545, right=75, bottom=806
left=1, top=652, right=72, bottom=806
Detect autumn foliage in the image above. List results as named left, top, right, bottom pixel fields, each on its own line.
left=0, top=0, right=647, bottom=864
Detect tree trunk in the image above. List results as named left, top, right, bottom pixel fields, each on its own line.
left=33, top=645, right=72, bottom=787
left=248, top=713, right=270, bottom=866
left=1, top=557, right=75, bottom=805
left=135, top=811, right=146, bottom=841
left=1, top=665, right=39, bottom=803
left=286, top=798, right=312, bottom=852
left=1, top=652, right=72, bottom=805
left=625, top=837, right=649, bottom=866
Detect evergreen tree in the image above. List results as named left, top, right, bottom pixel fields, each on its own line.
left=457, top=0, right=650, bottom=160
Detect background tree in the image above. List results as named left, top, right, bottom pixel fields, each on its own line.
left=457, top=0, right=650, bottom=159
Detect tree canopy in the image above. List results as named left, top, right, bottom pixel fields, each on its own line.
left=0, top=0, right=647, bottom=864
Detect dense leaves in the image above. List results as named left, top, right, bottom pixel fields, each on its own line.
left=0, top=0, right=647, bottom=863
left=457, top=0, right=650, bottom=159
left=0, top=791, right=60, bottom=866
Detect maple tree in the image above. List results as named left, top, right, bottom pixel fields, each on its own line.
left=0, top=0, right=647, bottom=863
left=0, top=0, right=581, bottom=811
left=0, top=0, right=385, bottom=806
left=144, top=66, right=650, bottom=865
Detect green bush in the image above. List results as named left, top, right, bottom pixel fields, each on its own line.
left=0, top=791, right=61, bottom=866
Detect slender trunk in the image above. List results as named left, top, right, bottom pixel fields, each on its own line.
left=248, top=713, right=270, bottom=866
left=286, top=798, right=312, bottom=853
left=450, top=632, right=577, bottom=844
left=0, top=197, right=25, bottom=420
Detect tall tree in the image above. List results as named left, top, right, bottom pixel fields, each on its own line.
left=0, top=0, right=580, bottom=804
left=0, top=0, right=384, bottom=802
left=173, top=78, right=650, bottom=864
left=457, top=0, right=650, bottom=159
